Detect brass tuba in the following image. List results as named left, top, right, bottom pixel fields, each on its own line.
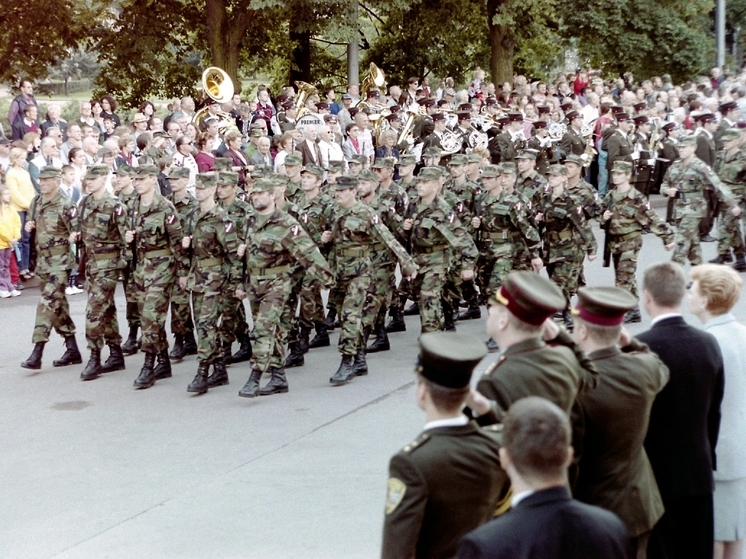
left=360, top=62, right=386, bottom=101
left=193, top=67, right=237, bottom=132
left=294, top=81, right=319, bottom=119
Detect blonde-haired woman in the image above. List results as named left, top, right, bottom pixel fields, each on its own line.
left=5, top=147, right=35, bottom=279
left=689, top=264, right=746, bottom=559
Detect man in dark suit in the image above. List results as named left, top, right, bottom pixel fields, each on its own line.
left=381, top=332, right=509, bottom=559
left=296, top=124, right=322, bottom=167
left=457, top=397, right=631, bottom=559
left=637, top=262, right=724, bottom=559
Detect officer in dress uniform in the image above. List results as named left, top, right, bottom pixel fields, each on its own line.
left=560, top=111, right=586, bottom=161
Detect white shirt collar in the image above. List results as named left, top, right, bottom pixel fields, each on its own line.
left=651, top=312, right=681, bottom=326
left=423, top=415, right=469, bottom=431
left=511, top=489, right=535, bottom=508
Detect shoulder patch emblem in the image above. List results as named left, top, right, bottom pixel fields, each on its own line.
left=69, top=206, right=77, bottom=218
left=577, top=206, right=583, bottom=215
left=115, top=205, right=124, bottom=217
left=448, top=213, right=455, bottom=223
left=291, top=224, right=301, bottom=236
left=516, top=202, right=522, bottom=213
left=302, top=213, right=308, bottom=223
left=646, top=201, right=651, bottom=210
left=225, top=221, right=234, bottom=233
left=167, top=214, right=176, bottom=224
left=385, top=478, right=407, bottom=515
left=372, top=214, right=379, bottom=225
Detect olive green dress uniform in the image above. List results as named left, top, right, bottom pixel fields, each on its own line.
left=605, top=124, right=634, bottom=172
left=381, top=333, right=509, bottom=559
left=572, top=287, right=669, bottom=542
left=560, top=123, right=586, bottom=159
left=712, top=130, right=746, bottom=263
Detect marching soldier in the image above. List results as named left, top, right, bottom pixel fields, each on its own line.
left=20, top=166, right=82, bottom=370
left=710, top=129, right=746, bottom=271
left=715, top=101, right=740, bottom=150
left=395, top=154, right=418, bottom=199
left=516, top=149, right=548, bottom=209
left=283, top=153, right=304, bottom=203
left=75, top=165, right=130, bottom=381
left=179, top=173, right=241, bottom=394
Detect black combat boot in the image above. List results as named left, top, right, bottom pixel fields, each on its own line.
left=733, top=255, right=746, bottom=272
left=330, top=355, right=356, bottom=385
left=403, top=302, right=420, bottom=316
left=207, top=359, right=229, bottom=388
left=486, top=338, right=500, bottom=353
left=284, top=342, right=305, bottom=368
left=80, top=349, right=102, bottom=381
left=121, top=325, right=139, bottom=355
left=227, top=332, right=252, bottom=364
left=366, top=323, right=390, bottom=353
left=308, top=324, right=330, bottom=348
left=187, top=362, right=210, bottom=395
left=53, top=336, right=82, bottom=367
left=709, top=253, right=732, bottom=264
left=457, top=301, right=482, bottom=320
left=724, top=252, right=735, bottom=263
left=21, top=342, right=45, bottom=370
left=134, top=353, right=157, bottom=389
left=352, top=350, right=368, bottom=377
left=238, top=370, right=262, bottom=398
left=624, top=306, right=642, bottom=324
left=298, top=326, right=312, bottom=354
left=101, top=344, right=125, bottom=373
left=442, top=301, right=456, bottom=332
left=562, top=309, right=574, bottom=332
left=221, top=340, right=233, bottom=365
left=385, top=308, right=406, bottom=333
left=259, top=367, right=289, bottom=395
left=325, top=308, right=338, bottom=331
left=153, top=349, right=172, bottom=380
left=183, top=330, right=198, bottom=355
left=169, top=334, right=185, bottom=361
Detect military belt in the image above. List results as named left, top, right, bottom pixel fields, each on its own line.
left=414, top=244, right=448, bottom=254
left=197, top=257, right=223, bottom=268
left=549, top=230, right=574, bottom=241
left=91, top=249, right=120, bottom=261
left=249, top=265, right=290, bottom=278
left=39, top=244, right=69, bottom=257
left=335, top=248, right=369, bottom=258
left=484, top=231, right=510, bottom=241
left=679, top=191, right=704, bottom=199
left=143, top=249, right=172, bottom=259
left=611, top=231, right=641, bottom=242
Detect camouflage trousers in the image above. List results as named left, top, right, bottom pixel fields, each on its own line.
left=472, top=255, right=512, bottom=299
left=32, top=266, right=76, bottom=344
left=336, top=273, right=371, bottom=355
left=362, top=262, right=396, bottom=331
left=85, top=269, right=121, bottom=351
left=122, top=264, right=140, bottom=329
left=673, top=210, right=704, bottom=266
left=716, top=195, right=746, bottom=257
left=169, top=283, right=194, bottom=336
left=546, top=253, right=585, bottom=305
left=192, top=288, right=223, bottom=364
left=219, top=294, right=249, bottom=345
left=412, top=267, right=447, bottom=333
left=286, top=268, right=325, bottom=344
left=389, top=277, right=413, bottom=312
left=610, top=235, right=643, bottom=299
left=134, top=262, right=174, bottom=354
left=249, top=275, right=292, bottom=373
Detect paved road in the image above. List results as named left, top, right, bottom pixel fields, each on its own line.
left=2, top=207, right=745, bottom=559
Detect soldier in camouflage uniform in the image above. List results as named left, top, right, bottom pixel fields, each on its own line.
left=325, top=160, right=345, bottom=191
left=396, top=154, right=418, bottom=199
left=710, top=128, right=746, bottom=271
left=216, top=171, right=254, bottom=365
left=284, top=164, right=333, bottom=368
left=125, top=164, right=185, bottom=389
left=322, top=176, right=417, bottom=385
left=402, top=166, right=477, bottom=335
left=21, top=166, right=83, bottom=370
left=179, top=174, right=241, bottom=394
left=499, top=161, right=541, bottom=273
left=283, top=153, right=304, bottom=204
left=113, top=165, right=142, bottom=356
left=537, top=164, right=596, bottom=330
left=74, top=165, right=130, bottom=381
left=516, top=149, right=548, bottom=210
left=602, top=161, right=675, bottom=323
left=661, top=134, right=741, bottom=266
left=235, top=178, right=334, bottom=398
left=166, top=166, right=199, bottom=361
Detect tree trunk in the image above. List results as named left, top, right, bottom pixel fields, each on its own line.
left=289, top=17, right=312, bottom=84
left=204, top=0, right=253, bottom=94
left=487, top=0, right=514, bottom=84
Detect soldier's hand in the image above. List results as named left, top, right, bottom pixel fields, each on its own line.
left=542, top=318, right=560, bottom=340
left=666, top=188, right=678, bottom=198
left=731, top=206, right=742, bottom=217
left=181, top=236, right=192, bottom=249
left=178, top=276, right=188, bottom=290
left=471, top=216, right=481, bottom=229
left=664, top=242, right=675, bottom=251
left=125, top=230, right=134, bottom=243
left=237, top=243, right=246, bottom=257
left=619, top=327, right=632, bottom=348
left=535, top=213, right=544, bottom=223
left=465, top=389, right=492, bottom=418
left=321, top=231, right=333, bottom=243
left=25, top=220, right=35, bottom=233
left=603, top=210, right=613, bottom=221
left=461, top=269, right=475, bottom=281
left=402, top=219, right=413, bottom=231
left=530, top=257, right=543, bottom=273
left=588, top=253, right=597, bottom=261
left=236, top=288, right=247, bottom=300
left=68, top=232, right=79, bottom=244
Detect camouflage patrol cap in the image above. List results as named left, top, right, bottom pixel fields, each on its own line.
left=217, top=171, right=239, bottom=186
left=572, top=286, right=637, bottom=326
left=250, top=166, right=270, bottom=179
left=467, top=153, right=483, bottom=163
left=721, top=129, right=741, bottom=143
left=438, top=165, right=450, bottom=177
left=349, top=154, right=367, bottom=166
left=611, top=161, right=633, bottom=174
left=301, top=164, right=324, bottom=178
left=447, top=154, right=468, bottom=166
left=115, top=164, right=133, bottom=176
left=195, top=173, right=217, bottom=189
left=252, top=178, right=276, bottom=192
left=417, top=166, right=442, bottom=182
left=285, top=153, right=302, bottom=166
left=334, top=176, right=358, bottom=190
left=678, top=134, right=698, bottom=147
left=546, top=164, right=567, bottom=176
left=499, top=162, right=517, bottom=175
left=271, top=174, right=289, bottom=187
left=38, top=166, right=62, bottom=179
left=132, top=164, right=159, bottom=178
left=422, top=147, right=442, bottom=158
left=372, top=157, right=396, bottom=169
left=417, top=332, right=487, bottom=389
left=167, top=167, right=191, bottom=180
left=515, top=150, right=537, bottom=160
left=213, top=157, right=233, bottom=171
left=480, top=164, right=502, bottom=178
left=399, top=154, right=417, bottom=166
left=328, top=160, right=345, bottom=172
left=488, top=271, right=566, bottom=325
left=564, top=154, right=584, bottom=167
left=358, top=169, right=378, bottom=182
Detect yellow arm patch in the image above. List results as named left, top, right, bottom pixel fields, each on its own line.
left=385, top=477, right=407, bottom=515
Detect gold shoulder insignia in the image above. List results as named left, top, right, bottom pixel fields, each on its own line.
left=483, top=360, right=499, bottom=377
left=385, top=477, right=407, bottom=515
